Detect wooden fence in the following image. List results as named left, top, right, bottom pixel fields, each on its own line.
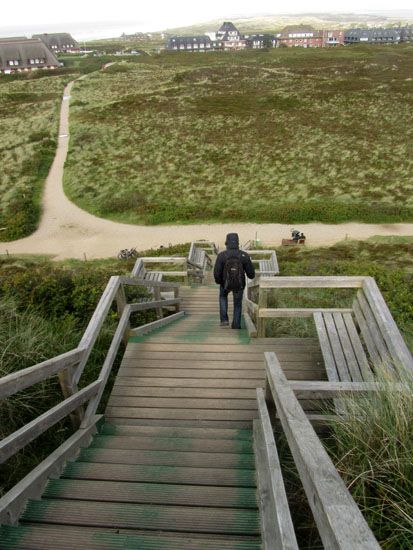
left=255, top=351, right=381, bottom=549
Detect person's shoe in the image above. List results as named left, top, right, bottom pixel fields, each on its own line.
left=220, top=321, right=229, bottom=327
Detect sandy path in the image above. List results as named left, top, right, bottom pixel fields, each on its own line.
left=1, top=81, right=413, bottom=260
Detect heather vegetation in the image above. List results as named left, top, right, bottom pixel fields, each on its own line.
left=65, top=45, right=413, bottom=224
left=0, top=75, right=68, bottom=241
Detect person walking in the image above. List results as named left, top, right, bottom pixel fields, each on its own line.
left=213, top=233, right=255, bottom=329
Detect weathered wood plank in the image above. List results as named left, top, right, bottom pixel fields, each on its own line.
left=0, top=524, right=262, bottom=549
left=0, top=415, right=101, bottom=525
left=0, top=349, right=84, bottom=400
left=79, top=447, right=256, bottom=470
left=357, top=290, right=392, bottom=369
left=259, top=308, right=353, bottom=318
left=342, top=313, right=373, bottom=381
left=255, top=393, right=298, bottom=549
left=362, top=277, right=413, bottom=373
left=43, top=478, right=257, bottom=508
left=353, top=301, right=382, bottom=368
left=333, top=313, right=363, bottom=382
left=105, top=406, right=258, bottom=421
left=0, top=381, right=100, bottom=465
left=129, top=312, right=185, bottom=336
left=264, top=352, right=380, bottom=549
left=107, top=396, right=257, bottom=410
left=129, top=298, right=180, bottom=313
left=313, top=312, right=339, bottom=382
left=116, top=368, right=265, bottom=379
left=323, top=313, right=351, bottom=381
left=259, top=276, right=365, bottom=289
left=120, top=275, right=180, bottom=289
left=90, top=435, right=253, bottom=454
left=81, top=307, right=131, bottom=428
left=74, top=276, right=121, bottom=385
left=21, top=499, right=260, bottom=535
left=244, top=312, right=258, bottom=338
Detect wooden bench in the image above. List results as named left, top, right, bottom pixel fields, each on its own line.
left=244, top=250, right=279, bottom=277
left=313, top=279, right=413, bottom=413
left=132, top=258, right=163, bottom=283
left=313, top=311, right=374, bottom=384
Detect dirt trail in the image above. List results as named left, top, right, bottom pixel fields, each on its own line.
left=1, top=82, right=413, bottom=260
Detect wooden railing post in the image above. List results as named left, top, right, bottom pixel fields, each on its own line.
left=174, top=286, right=180, bottom=312
left=153, top=286, right=162, bottom=319
left=115, top=283, right=130, bottom=345
left=258, top=287, right=268, bottom=338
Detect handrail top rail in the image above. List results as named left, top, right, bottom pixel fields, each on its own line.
left=257, top=275, right=368, bottom=289
left=119, top=275, right=180, bottom=288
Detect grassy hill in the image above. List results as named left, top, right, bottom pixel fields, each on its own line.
left=64, top=45, right=413, bottom=225
left=164, top=12, right=413, bottom=35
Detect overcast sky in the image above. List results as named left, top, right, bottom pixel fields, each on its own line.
left=2, top=1, right=412, bottom=28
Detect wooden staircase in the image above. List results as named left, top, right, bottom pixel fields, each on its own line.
left=0, top=277, right=325, bottom=548
left=0, top=285, right=263, bottom=549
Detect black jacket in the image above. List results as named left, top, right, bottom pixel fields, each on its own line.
left=214, top=233, right=255, bottom=289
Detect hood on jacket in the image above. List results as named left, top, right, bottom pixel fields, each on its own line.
left=225, top=233, right=239, bottom=250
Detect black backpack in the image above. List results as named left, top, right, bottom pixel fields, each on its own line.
left=223, top=254, right=244, bottom=291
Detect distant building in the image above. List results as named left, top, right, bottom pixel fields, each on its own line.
left=397, top=25, right=413, bottom=42
left=33, top=33, right=79, bottom=53
left=167, top=35, right=223, bottom=52
left=322, top=30, right=345, bottom=47
left=0, top=37, right=60, bottom=74
left=244, top=33, right=274, bottom=49
left=167, top=22, right=255, bottom=52
left=276, top=25, right=323, bottom=48
left=344, top=28, right=401, bottom=44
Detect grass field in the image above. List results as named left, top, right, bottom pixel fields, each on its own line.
left=64, top=45, right=413, bottom=225
left=0, top=74, right=71, bottom=240
left=0, top=55, right=136, bottom=242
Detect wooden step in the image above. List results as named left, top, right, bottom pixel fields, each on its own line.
left=100, top=423, right=253, bottom=440
left=105, top=407, right=258, bottom=422
left=78, top=447, right=256, bottom=469
left=108, top=396, right=257, bottom=410
left=116, top=368, right=266, bottom=379
left=63, top=461, right=257, bottom=487
left=43, top=479, right=258, bottom=508
left=21, top=499, right=260, bottom=535
left=0, top=524, right=262, bottom=550
left=119, top=360, right=263, bottom=370
left=110, top=387, right=258, bottom=399
left=105, top=417, right=259, bottom=429
left=89, top=435, right=254, bottom=454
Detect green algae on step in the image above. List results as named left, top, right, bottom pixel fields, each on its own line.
left=21, top=499, right=261, bottom=535
left=43, top=478, right=258, bottom=509
left=89, top=435, right=254, bottom=454
left=62, top=461, right=257, bottom=487
left=100, top=423, right=254, bottom=441
left=77, top=447, right=256, bottom=469
left=0, top=524, right=261, bottom=549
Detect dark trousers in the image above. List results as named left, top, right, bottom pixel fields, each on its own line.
left=219, top=286, right=243, bottom=328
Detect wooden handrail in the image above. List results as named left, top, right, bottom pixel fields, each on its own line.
left=263, top=352, right=380, bottom=549
left=0, top=348, right=84, bottom=400
left=259, top=276, right=366, bottom=289
left=0, top=380, right=100, bottom=465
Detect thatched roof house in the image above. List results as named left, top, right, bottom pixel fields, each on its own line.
left=33, top=33, right=79, bottom=53
left=0, top=38, right=60, bottom=74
